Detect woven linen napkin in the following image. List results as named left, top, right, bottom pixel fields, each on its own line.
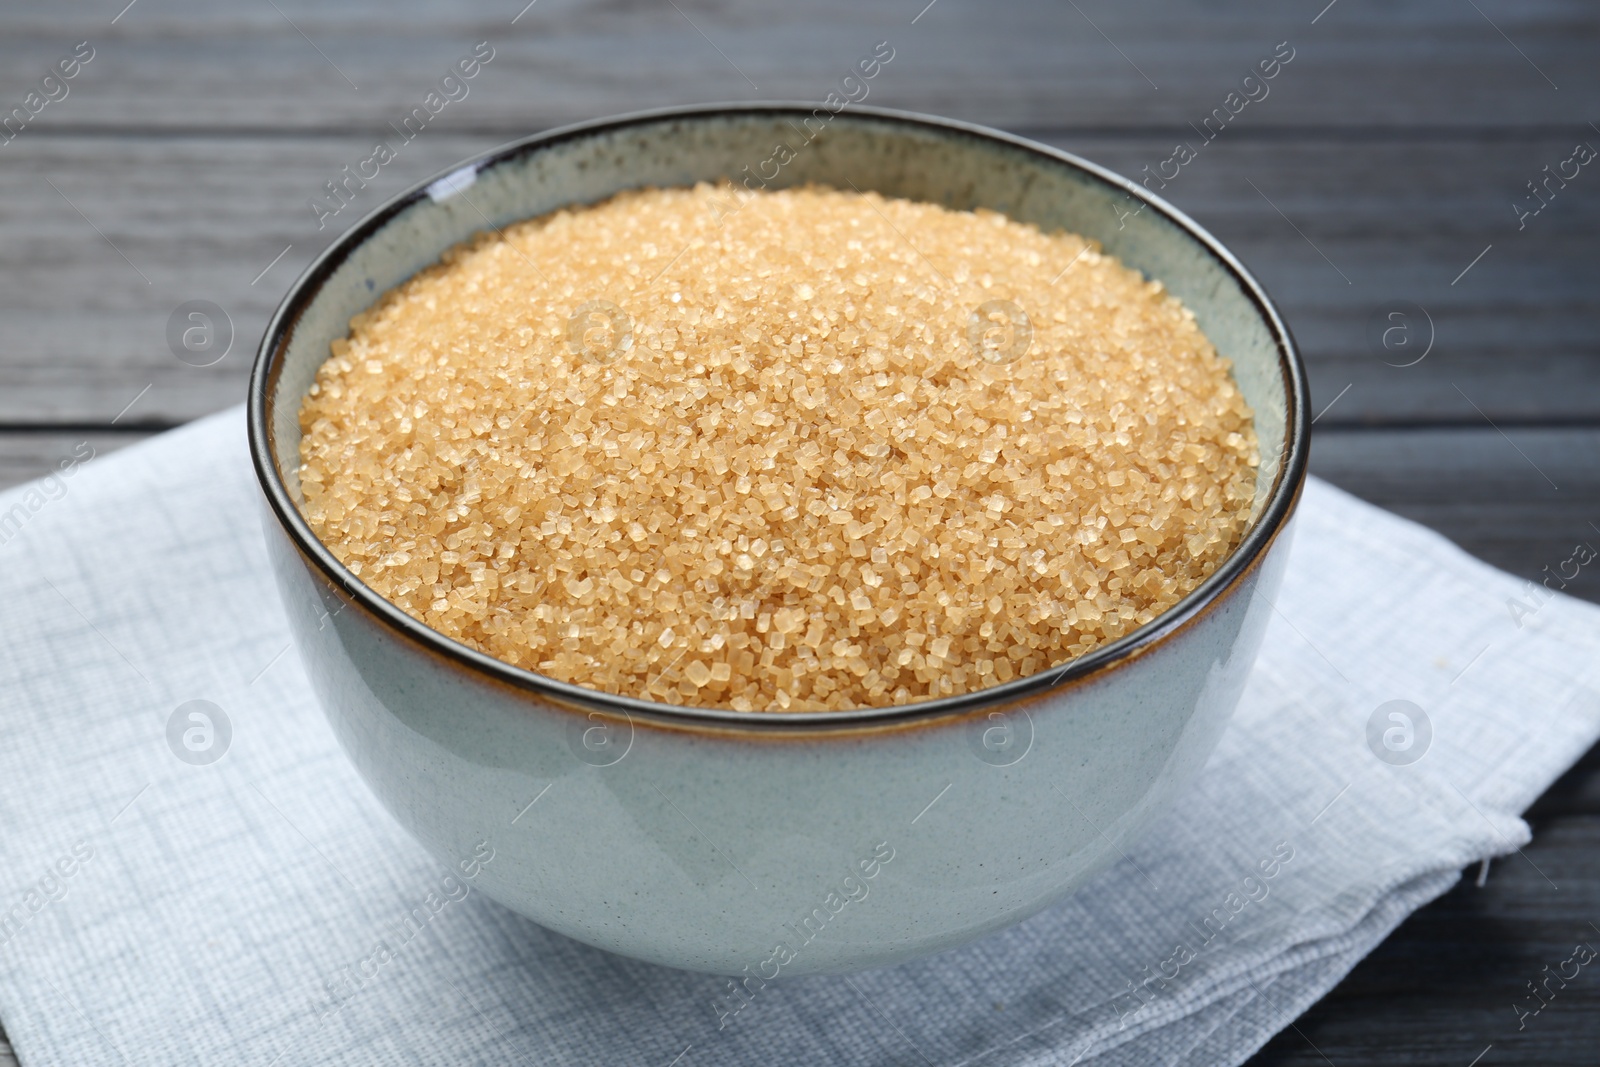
left=0, top=406, right=1597, bottom=1067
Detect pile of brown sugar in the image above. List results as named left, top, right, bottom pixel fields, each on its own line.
left=297, top=183, right=1258, bottom=711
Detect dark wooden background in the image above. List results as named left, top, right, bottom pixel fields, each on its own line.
left=1, top=0, right=1596, bottom=1063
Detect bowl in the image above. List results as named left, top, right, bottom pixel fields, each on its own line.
left=248, top=104, right=1308, bottom=977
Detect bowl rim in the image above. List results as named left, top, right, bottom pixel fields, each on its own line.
left=248, top=101, right=1310, bottom=732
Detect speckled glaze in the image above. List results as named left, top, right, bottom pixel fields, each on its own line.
left=249, top=105, right=1309, bottom=976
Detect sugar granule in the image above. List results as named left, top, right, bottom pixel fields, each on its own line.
left=297, top=184, right=1258, bottom=711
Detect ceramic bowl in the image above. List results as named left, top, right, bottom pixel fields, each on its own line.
left=248, top=104, right=1308, bottom=977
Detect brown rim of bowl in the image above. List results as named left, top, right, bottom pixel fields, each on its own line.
left=247, top=102, right=1310, bottom=734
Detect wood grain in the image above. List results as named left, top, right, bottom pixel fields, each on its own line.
left=0, top=133, right=484, bottom=424
left=0, top=134, right=1594, bottom=426
left=1310, top=427, right=1600, bottom=605
left=0, top=0, right=1594, bottom=131
left=1253, top=753, right=1600, bottom=1066
left=0, top=0, right=1596, bottom=1063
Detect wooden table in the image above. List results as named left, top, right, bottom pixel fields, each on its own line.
left=1, top=1, right=1595, bottom=1063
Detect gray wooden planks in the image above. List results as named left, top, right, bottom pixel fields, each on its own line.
left=1310, top=427, right=1600, bottom=604
left=1, top=133, right=1595, bottom=426
left=0, top=1, right=1597, bottom=1064
left=0, top=133, right=487, bottom=424
left=0, top=0, right=1594, bottom=130
left=1253, top=755, right=1600, bottom=1066
left=1255, top=859, right=1600, bottom=1064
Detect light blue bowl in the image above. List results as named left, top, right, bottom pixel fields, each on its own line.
left=249, top=105, right=1308, bottom=976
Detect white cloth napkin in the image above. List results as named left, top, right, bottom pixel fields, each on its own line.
left=0, top=407, right=1596, bottom=1067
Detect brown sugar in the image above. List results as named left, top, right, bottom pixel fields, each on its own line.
left=296, top=183, right=1258, bottom=711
